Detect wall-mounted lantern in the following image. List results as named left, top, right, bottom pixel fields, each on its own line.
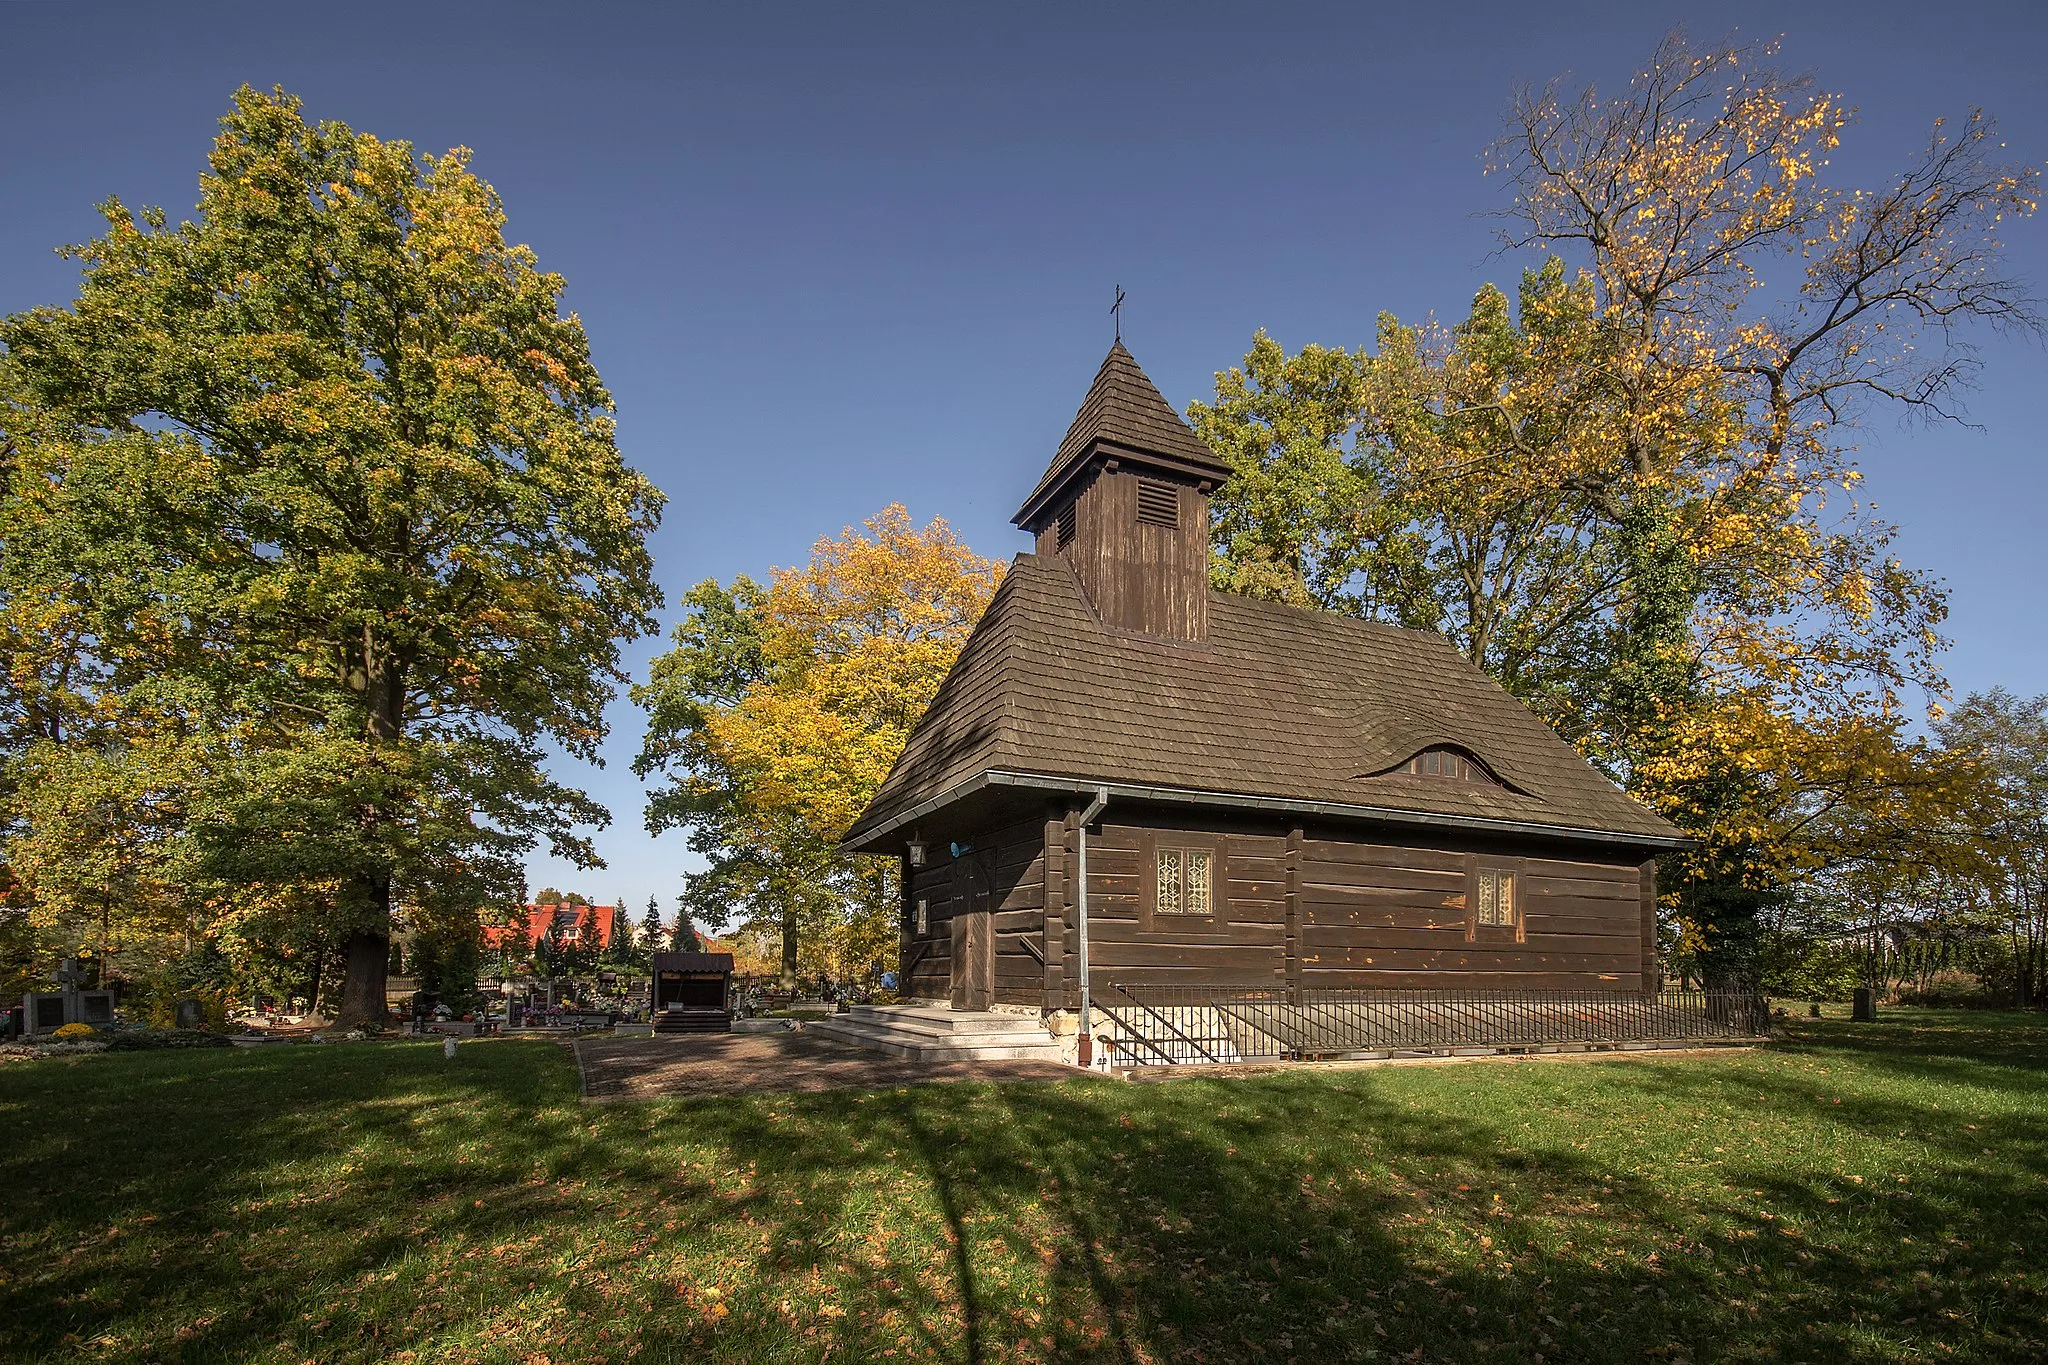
left=905, top=831, right=927, bottom=868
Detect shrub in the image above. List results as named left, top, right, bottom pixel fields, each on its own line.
left=103, top=1028, right=233, bottom=1051
left=1972, top=944, right=2031, bottom=1006
left=1760, top=935, right=1864, bottom=1002
left=148, top=987, right=235, bottom=1032
left=1895, top=969, right=2015, bottom=1010
left=50, top=1022, right=97, bottom=1040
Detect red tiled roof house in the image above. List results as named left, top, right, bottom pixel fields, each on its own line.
left=483, top=902, right=620, bottom=953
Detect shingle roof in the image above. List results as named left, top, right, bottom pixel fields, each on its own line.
left=842, top=555, right=1685, bottom=850
left=1013, top=342, right=1234, bottom=529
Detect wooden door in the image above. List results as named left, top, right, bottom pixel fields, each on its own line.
left=950, top=849, right=996, bottom=1010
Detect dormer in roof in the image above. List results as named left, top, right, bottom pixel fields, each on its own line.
left=1012, top=343, right=1233, bottom=642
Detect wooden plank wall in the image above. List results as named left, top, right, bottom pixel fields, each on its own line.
left=1066, top=467, right=1210, bottom=641
left=925, top=809, right=1657, bottom=1004
left=900, top=817, right=1048, bottom=1007
left=988, top=817, right=1049, bottom=1006
left=1042, top=809, right=1072, bottom=1010
left=1077, top=820, right=1288, bottom=987
left=1294, top=834, right=1645, bottom=990
left=1061, top=816, right=1651, bottom=994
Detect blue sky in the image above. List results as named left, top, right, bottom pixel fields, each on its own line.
left=5, top=1, right=2044, bottom=926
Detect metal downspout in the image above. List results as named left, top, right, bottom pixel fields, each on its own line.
left=1075, top=786, right=1110, bottom=1068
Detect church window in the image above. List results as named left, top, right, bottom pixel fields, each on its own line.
left=1055, top=503, right=1076, bottom=548
left=1471, top=866, right=1518, bottom=934
left=1156, top=846, right=1213, bottom=915
left=1136, top=480, right=1179, bottom=527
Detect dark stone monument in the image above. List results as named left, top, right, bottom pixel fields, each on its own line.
left=31, top=995, right=66, bottom=1031
left=1851, top=986, right=1878, bottom=1022
left=174, top=999, right=206, bottom=1030
left=20, top=958, right=118, bottom=1036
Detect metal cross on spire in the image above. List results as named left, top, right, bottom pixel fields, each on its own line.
left=1111, top=285, right=1126, bottom=344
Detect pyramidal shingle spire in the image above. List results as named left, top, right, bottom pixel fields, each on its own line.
left=1012, top=342, right=1232, bottom=530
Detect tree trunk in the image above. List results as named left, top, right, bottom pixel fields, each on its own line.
left=332, top=873, right=393, bottom=1025
left=780, top=905, right=798, bottom=990
left=333, top=636, right=405, bottom=1027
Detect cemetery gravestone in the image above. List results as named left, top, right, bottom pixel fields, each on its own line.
left=20, top=958, right=120, bottom=1035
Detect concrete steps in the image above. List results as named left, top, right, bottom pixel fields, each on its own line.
left=654, top=1008, right=731, bottom=1034
left=805, top=1005, right=1065, bottom=1063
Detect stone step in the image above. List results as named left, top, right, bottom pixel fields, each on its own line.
left=814, top=1016, right=1061, bottom=1053
left=845, top=1005, right=1048, bottom=1034
left=807, top=1013, right=1065, bottom=1063
left=830, top=1021, right=1059, bottom=1052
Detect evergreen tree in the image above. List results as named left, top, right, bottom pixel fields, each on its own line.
left=641, top=896, right=663, bottom=957
left=674, top=912, right=703, bottom=954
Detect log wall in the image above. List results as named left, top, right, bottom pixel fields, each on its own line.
left=1293, top=834, right=1648, bottom=990
left=910, top=807, right=1659, bottom=1005
left=900, top=816, right=1048, bottom=1005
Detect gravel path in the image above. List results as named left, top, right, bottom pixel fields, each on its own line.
left=573, top=1030, right=1088, bottom=1103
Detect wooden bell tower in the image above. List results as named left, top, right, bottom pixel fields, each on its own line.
left=1012, top=343, right=1233, bottom=642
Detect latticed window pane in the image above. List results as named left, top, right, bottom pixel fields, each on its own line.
left=1156, top=848, right=1183, bottom=914
left=1186, top=849, right=1213, bottom=916
left=1475, top=870, right=1517, bottom=927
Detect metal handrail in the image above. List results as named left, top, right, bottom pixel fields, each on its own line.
left=1094, top=984, right=1770, bottom=1065
left=1103, top=982, right=1223, bottom=1064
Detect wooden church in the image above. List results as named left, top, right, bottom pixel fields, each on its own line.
left=839, top=343, right=1687, bottom=1027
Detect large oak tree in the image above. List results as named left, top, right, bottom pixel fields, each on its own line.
left=1, top=87, right=663, bottom=1021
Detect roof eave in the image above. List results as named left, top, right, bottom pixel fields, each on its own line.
left=840, top=768, right=1695, bottom=855
left=1011, top=439, right=1236, bottom=529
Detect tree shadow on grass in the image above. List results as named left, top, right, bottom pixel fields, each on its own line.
left=618, top=1064, right=2042, bottom=1364
left=1773, top=1010, right=2046, bottom=1076
left=4, top=1029, right=2045, bottom=1364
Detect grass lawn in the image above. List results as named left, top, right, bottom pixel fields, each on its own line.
left=2, top=1012, right=2043, bottom=1364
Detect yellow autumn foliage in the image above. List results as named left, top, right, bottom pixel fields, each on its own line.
left=639, top=506, right=1004, bottom=980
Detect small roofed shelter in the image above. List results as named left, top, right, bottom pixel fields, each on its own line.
left=840, top=342, right=1689, bottom=1028
left=650, top=951, right=734, bottom=1034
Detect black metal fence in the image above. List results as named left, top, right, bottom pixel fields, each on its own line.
left=1096, top=983, right=1770, bottom=1066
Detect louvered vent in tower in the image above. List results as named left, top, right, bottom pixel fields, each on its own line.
left=1055, top=503, right=1076, bottom=548
left=1136, top=480, right=1179, bottom=527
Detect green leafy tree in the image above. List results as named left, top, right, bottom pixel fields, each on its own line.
left=0, top=86, right=663, bottom=1021
left=635, top=509, right=1000, bottom=986
left=407, top=895, right=482, bottom=1013
left=1934, top=690, right=2048, bottom=1006
left=1192, top=34, right=2037, bottom=984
